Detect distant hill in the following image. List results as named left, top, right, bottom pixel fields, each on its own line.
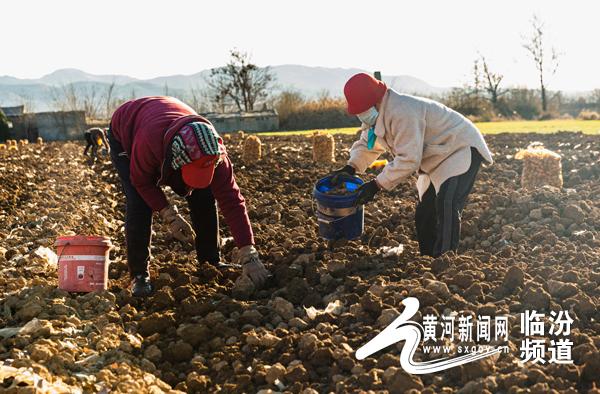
left=0, top=65, right=447, bottom=111
left=0, top=68, right=137, bottom=86
left=272, top=65, right=444, bottom=96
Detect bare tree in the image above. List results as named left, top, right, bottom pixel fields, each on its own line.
left=186, top=85, right=210, bottom=113
left=50, top=83, right=79, bottom=112
left=316, top=89, right=331, bottom=102
left=50, top=83, right=103, bottom=119
left=478, top=54, right=506, bottom=106
left=207, top=49, right=275, bottom=112
left=472, top=59, right=482, bottom=97
left=274, top=89, right=305, bottom=121
left=590, top=89, right=600, bottom=108
left=104, top=81, right=117, bottom=119
left=17, top=93, right=36, bottom=113
left=522, top=15, right=561, bottom=112
left=206, top=71, right=232, bottom=113
left=81, top=84, right=103, bottom=119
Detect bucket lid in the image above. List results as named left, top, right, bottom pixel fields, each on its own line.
left=55, top=235, right=113, bottom=247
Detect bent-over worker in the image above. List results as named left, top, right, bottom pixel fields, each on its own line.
left=84, top=127, right=109, bottom=165
left=330, top=73, right=493, bottom=257
left=109, top=96, right=269, bottom=297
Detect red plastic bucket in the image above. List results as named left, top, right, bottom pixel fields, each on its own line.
left=54, top=236, right=112, bottom=292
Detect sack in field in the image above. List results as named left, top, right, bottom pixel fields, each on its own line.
left=312, top=132, right=335, bottom=163
left=515, top=143, right=563, bottom=190
left=242, top=135, right=262, bottom=163
left=234, top=130, right=245, bottom=140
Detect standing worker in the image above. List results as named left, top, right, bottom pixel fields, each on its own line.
left=83, top=127, right=109, bottom=165
left=329, top=73, right=493, bottom=257
left=109, top=96, right=269, bottom=297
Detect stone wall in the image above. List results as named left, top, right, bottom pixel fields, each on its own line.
left=9, top=111, right=87, bottom=141
left=7, top=109, right=278, bottom=140
left=204, top=111, right=279, bottom=133
left=0, top=105, right=24, bottom=117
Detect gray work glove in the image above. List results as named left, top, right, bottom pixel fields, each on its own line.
left=160, top=205, right=195, bottom=244
left=238, top=245, right=269, bottom=287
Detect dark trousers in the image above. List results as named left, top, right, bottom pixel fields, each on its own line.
left=415, top=148, right=482, bottom=257
left=83, top=132, right=99, bottom=164
left=83, top=132, right=93, bottom=154
left=107, top=129, right=220, bottom=277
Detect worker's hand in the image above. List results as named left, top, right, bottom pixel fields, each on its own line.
left=355, top=179, right=381, bottom=206
left=160, top=205, right=196, bottom=244
left=329, top=164, right=356, bottom=186
left=238, top=245, right=269, bottom=286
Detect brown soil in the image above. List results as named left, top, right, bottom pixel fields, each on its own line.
left=0, top=132, right=599, bottom=393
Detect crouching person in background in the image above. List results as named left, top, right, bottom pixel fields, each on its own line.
left=329, top=73, right=493, bottom=257
left=83, top=127, right=109, bottom=165
left=109, top=96, right=269, bottom=297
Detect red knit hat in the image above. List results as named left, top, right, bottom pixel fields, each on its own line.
left=344, top=73, right=387, bottom=115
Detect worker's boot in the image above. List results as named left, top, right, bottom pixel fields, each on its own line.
left=131, top=273, right=154, bottom=297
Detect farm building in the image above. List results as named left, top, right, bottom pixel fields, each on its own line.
left=203, top=110, right=279, bottom=133
left=2, top=109, right=86, bottom=141
left=0, top=105, right=25, bottom=118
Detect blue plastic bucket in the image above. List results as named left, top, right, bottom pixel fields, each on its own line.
left=313, top=174, right=364, bottom=240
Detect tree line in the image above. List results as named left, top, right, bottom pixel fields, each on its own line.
left=45, top=49, right=276, bottom=120
left=31, top=15, right=600, bottom=128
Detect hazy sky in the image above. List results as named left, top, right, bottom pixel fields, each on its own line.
left=2, top=0, right=598, bottom=90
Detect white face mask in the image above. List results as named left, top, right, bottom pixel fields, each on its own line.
left=357, top=107, right=379, bottom=127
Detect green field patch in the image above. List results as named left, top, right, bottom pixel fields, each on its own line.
left=257, top=120, right=600, bottom=136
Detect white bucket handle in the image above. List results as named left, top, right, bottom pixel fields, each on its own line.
left=317, top=214, right=351, bottom=225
